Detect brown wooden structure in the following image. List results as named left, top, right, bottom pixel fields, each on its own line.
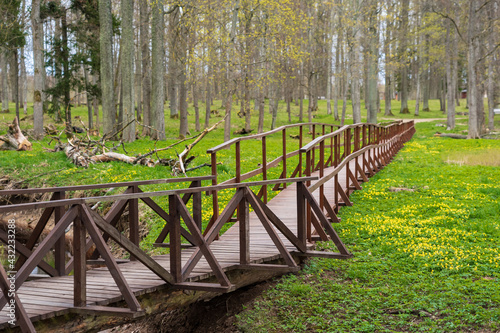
left=0, top=121, right=415, bottom=332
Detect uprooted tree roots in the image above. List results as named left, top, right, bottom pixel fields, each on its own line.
left=0, top=117, right=32, bottom=151
left=45, top=115, right=227, bottom=175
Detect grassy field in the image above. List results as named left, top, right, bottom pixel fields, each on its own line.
left=236, top=122, right=500, bottom=332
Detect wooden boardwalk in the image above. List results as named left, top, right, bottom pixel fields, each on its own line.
left=0, top=121, right=415, bottom=331
left=0, top=163, right=351, bottom=329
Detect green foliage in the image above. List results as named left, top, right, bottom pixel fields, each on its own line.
left=0, top=0, right=25, bottom=49
left=236, top=122, right=500, bottom=332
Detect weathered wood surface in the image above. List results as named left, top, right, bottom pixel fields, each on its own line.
left=0, top=161, right=359, bottom=329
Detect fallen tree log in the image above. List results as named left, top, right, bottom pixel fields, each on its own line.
left=435, top=132, right=499, bottom=140
left=50, top=115, right=228, bottom=174
left=434, top=133, right=467, bottom=139
left=0, top=117, right=32, bottom=151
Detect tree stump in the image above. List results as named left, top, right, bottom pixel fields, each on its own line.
left=0, top=117, right=32, bottom=151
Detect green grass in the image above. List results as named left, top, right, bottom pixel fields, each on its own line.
left=235, top=122, right=500, bottom=333
left=1, top=98, right=499, bottom=255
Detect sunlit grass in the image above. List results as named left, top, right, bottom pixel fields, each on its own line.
left=443, top=149, right=500, bottom=167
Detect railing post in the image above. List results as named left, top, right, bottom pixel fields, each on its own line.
left=235, top=141, right=241, bottom=183
left=362, top=124, right=367, bottom=147
left=305, top=150, right=312, bottom=241
left=262, top=137, right=268, bottom=204
left=129, top=186, right=139, bottom=261
left=74, top=207, right=86, bottom=307
left=345, top=128, right=351, bottom=193
left=296, top=182, right=306, bottom=247
left=334, top=135, right=339, bottom=167
left=54, top=191, right=66, bottom=276
left=238, top=189, right=250, bottom=265
left=330, top=126, right=334, bottom=167
left=169, top=195, right=182, bottom=283
left=299, top=126, right=303, bottom=177
left=210, top=152, right=219, bottom=225
left=282, top=128, right=287, bottom=188
left=312, top=124, right=316, bottom=171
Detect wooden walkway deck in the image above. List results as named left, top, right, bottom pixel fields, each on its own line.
left=0, top=163, right=352, bottom=329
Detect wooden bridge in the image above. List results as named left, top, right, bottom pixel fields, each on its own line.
left=0, top=121, right=415, bottom=332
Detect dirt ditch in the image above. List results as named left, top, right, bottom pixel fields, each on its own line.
left=98, top=280, right=275, bottom=333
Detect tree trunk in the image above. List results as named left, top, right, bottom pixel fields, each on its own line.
left=445, top=23, right=455, bottom=130
left=83, top=64, right=93, bottom=129
left=333, top=20, right=341, bottom=121
left=366, top=1, right=378, bottom=124
left=193, top=82, right=200, bottom=132
left=341, top=32, right=348, bottom=126
left=487, top=1, right=497, bottom=131
left=350, top=39, right=361, bottom=124
left=135, top=27, right=142, bottom=123
left=140, top=0, right=151, bottom=135
left=299, top=62, right=304, bottom=122
left=168, top=8, right=180, bottom=119
left=1, top=50, right=9, bottom=112
left=121, top=0, right=135, bottom=142
left=13, top=51, right=19, bottom=121
left=179, top=27, right=188, bottom=139
left=32, top=0, right=44, bottom=139
left=399, top=0, right=410, bottom=114
left=384, top=15, right=393, bottom=117
left=467, top=0, right=481, bottom=138
left=205, top=65, right=212, bottom=129
left=93, top=74, right=99, bottom=133
left=151, top=0, right=166, bottom=140
left=99, top=0, right=116, bottom=137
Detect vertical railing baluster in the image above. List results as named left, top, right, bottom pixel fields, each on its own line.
left=235, top=141, right=241, bottom=183
left=330, top=126, right=334, bottom=167
left=54, top=191, right=66, bottom=276
left=262, top=136, right=267, bottom=204
left=306, top=150, right=312, bottom=241
left=312, top=124, right=316, bottom=171
left=169, top=195, right=181, bottom=283
left=296, top=182, right=306, bottom=247
left=74, top=208, right=86, bottom=307
left=210, top=152, right=219, bottom=235
left=282, top=128, right=287, bottom=188
left=129, top=186, right=139, bottom=261
left=238, top=190, right=250, bottom=265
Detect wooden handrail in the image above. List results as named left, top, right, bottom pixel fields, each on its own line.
left=0, top=175, right=216, bottom=196
left=206, top=122, right=341, bottom=153
left=299, top=121, right=405, bottom=153
left=0, top=177, right=319, bottom=213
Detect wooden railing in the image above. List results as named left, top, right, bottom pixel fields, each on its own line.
left=0, top=176, right=214, bottom=277
left=0, top=120, right=415, bottom=331
left=205, top=121, right=415, bottom=238
left=206, top=122, right=341, bottom=232
left=0, top=176, right=352, bottom=331
left=298, top=121, right=416, bottom=241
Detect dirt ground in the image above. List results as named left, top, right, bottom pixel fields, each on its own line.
left=98, top=280, right=275, bottom=333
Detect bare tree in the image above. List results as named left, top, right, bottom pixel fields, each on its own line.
left=32, top=0, right=44, bottom=139
left=151, top=1, right=166, bottom=140
left=99, top=0, right=116, bottom=137
left=122, top=0, right=136, bottom=142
